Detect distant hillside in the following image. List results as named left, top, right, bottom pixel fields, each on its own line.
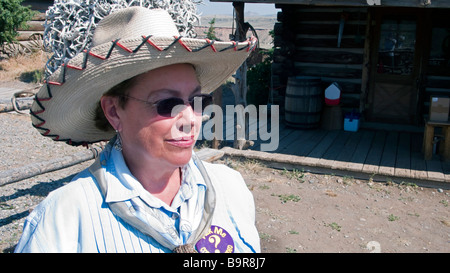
left=198, top=14, right=276, bottom=29
left=195, top=14, right=275, bottom=49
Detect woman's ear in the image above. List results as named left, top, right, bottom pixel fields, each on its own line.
left=100, top=96, right=122, bottom=132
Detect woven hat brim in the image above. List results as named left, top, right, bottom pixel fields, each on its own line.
left=31, top=36, right=257, bottom=146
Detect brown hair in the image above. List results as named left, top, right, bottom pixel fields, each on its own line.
left=94, top=77, right=135, bottom=132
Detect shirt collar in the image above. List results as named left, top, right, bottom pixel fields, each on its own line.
left=103, top=148, right=207, bottom=208
left=103, top=147, right=141, bottom=203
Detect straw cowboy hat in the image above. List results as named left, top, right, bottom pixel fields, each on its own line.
left=31, top=7, right=257, bottom=146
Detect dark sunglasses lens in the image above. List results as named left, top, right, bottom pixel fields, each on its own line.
left=156, top=98, right=184, bottom=117
left=156, top=95, right=213, bottom=117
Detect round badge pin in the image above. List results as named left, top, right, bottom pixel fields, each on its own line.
left=195, top=225, right=234, bottom=253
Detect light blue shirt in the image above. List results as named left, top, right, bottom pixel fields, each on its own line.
left=14, top=148, right=260, bottom=253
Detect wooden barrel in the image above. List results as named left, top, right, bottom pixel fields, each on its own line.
left=284, top=76, right=323, bottom=129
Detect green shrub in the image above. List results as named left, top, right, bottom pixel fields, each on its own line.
left=246, top=49, right=273, bottom=106
left=205, top=17, right=219, bottom=41
left=0, top=0, right=34, bottom=45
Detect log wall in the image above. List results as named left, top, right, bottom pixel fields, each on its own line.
left=272, top=5, right=367, bottom=113
left=16, top=0, right=50, bottom=42
left=17, top=12, right=45, bottom=42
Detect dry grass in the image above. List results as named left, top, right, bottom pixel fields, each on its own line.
left=0, top=51, right=49, bottom=83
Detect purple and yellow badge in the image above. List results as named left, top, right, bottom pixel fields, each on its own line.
left=195, top=225, right=234, bottom=253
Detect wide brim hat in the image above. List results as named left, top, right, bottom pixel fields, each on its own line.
left=31, top=7, right=257, bottom=146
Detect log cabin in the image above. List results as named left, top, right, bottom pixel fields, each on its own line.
left=212, top=0, right=450, bottom=128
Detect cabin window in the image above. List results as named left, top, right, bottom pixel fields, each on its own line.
left=376, top=18, right=416, bottom=75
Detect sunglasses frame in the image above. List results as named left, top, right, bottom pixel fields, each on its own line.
left=121, top=93, right=213, bottom=117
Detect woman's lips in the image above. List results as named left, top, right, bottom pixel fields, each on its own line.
left=166, top=135, right=195, bottom=148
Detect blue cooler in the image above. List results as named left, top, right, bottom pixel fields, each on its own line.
left=344, top=111, right=360, bottom=132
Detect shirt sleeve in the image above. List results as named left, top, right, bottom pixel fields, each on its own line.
left=14, top=181, right=86, bottom=253
left=14, top=205, right=49, bottom=252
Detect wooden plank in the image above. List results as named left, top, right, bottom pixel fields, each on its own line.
left=289, top=9, right=368, bottom=21
left=345, top=130, right=374, bottom=172
left=296, top=37, right=365, bottom=49
left=246, top=113, right=260, bottom=141
left=295, top=62, right=363, bottom=70
left=295, top=63, right=362, bottom=79
left=297, top=46, right=364, bottom=54
left=424, top=123, right=435, bottom=160
left=316, top=130, right=351, bottom=168
left=16, top=30, right=43, bottom=41
left=250, top=113, right=283, bottom=151
left=18, top=20, right=44, bottom=32
left=250, top=118, right=267, bottom=151
left=275, top=129, right=306, bottom=153
left=332, top=130, right=363, bottom=170
left=426, top=156, right=445, bottom=181
left=276, top=121, right=296, bottom=145
left=410, top=133, right=428, bottom=180
left=362, top=130, right=386, bottom=174
left=271, top=128, right=294, bottom=152
left=302, top=130, right=339, bottom=166
left=222, top=107, right=263, bottom=141
left=296, top=22, right=366, bottom=36
left=293, top=129, right=327, bottom=157
left=223, top=109, right=239, bottom=140
left=378, top=131, right=398, bottom=176
left=196, top=148, right=225, bottom=162
left=441, top=162, right=450, bottom=183
left=411, top=152, right=428, bottom=180
left=394, top=132, right=411, bottom=178
left=295, top=50, right=364, bottom=65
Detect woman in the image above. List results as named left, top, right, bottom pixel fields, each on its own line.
left=15, top=7, right=260, bottom=253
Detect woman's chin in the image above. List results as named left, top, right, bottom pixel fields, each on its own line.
left=166, top=147, right=194, bottom=166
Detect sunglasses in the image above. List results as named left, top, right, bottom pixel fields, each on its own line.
left=122, top=94, right=213, bottom=117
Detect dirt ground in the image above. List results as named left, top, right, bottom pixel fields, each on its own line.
left=216, top=157, right=450, bottom=253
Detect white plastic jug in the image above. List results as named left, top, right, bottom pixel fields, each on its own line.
left=325, top=82, right=341, bottom=106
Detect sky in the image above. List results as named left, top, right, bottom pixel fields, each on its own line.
left=197, top=0, right=279, bottom=16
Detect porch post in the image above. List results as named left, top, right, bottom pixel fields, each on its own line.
left=232, top=1, right=248, bottom=150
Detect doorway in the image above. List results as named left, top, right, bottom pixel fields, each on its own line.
left=367, top=9, right=425, bottom=124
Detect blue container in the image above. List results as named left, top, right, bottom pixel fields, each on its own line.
left=344, top=111, right=360, bottom=132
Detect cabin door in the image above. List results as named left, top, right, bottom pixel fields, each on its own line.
left=368, top=9, right=424, bottom=124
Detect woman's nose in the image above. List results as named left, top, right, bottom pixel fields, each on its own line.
left=176, top=103, right=197, bottom=133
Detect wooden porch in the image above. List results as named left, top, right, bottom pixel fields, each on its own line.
left=216, top=118, right=450, bottom=189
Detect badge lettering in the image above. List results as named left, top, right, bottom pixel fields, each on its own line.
left=195, top=225, right=234, bottom=253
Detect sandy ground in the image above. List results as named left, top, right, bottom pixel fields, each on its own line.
left=219, top=157, right=450, bottom=253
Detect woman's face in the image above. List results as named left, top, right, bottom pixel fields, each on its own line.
left=113, top=63, right=203, bottom=169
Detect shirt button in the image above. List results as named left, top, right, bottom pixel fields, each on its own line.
left=172, top=213, right=179, bottom=220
